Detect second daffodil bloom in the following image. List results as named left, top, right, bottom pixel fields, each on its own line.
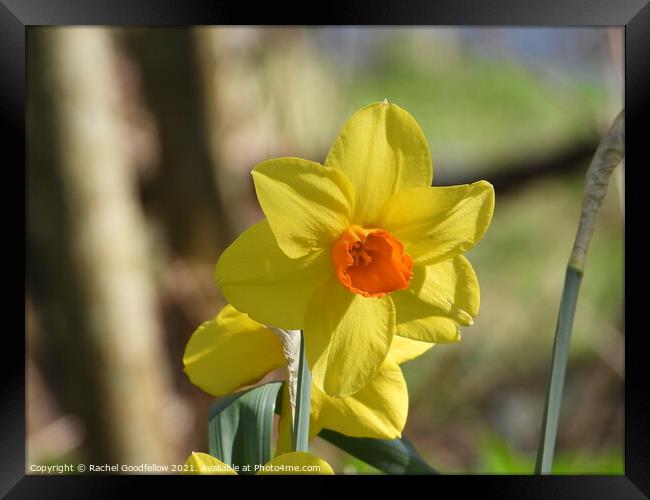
left=216, top=101, right=495, bottom=397
left=183, top=305, right=433, bottom=443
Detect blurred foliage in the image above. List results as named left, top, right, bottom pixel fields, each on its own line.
left=319, top=30, right=609, bottom=178
left=348, top=59, right=604, bottom=172
left=475, top=431, right=623, bottom=474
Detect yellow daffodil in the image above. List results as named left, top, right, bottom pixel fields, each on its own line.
left=184, top=451, right=334, bottom=475
left=215, top=101, right=494, bottom=397
left=183, top=305, right=433, bottom=442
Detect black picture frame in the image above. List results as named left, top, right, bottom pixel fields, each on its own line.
left=7, top=0, right=649, bottom=497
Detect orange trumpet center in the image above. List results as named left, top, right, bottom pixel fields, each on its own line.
left=332, top=225, right=413, bottom=298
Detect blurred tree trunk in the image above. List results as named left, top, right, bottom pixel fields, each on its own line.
left=192, top=28, right=343, bottom=236
left=27, top=27, right=176, bottom=465
left=122, top=28, right=233, bottom=261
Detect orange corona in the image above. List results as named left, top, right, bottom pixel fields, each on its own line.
left=332, top=225, right=413, bottom=298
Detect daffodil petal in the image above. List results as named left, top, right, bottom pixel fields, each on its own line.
left=215, top=220, right=331, bottom=329
left=183, top=452, right=237, bottom=475
left=388, top=335, right=435, bottom=364
left=392, top=256, right=479, bottom=332
left=325, top=101, right=432, bottom=225
left=396, top=316, right=461, bottom=343
left=379, top=181, right=495, bottom=266
left=258, top=452, right=334, bottom=475
left=183, top=305, right=286, bottom=396
left=251, top=157, right=355, bottom=258
left=304, top=278, right=395, bottom=398
left=311, top=359, right=407, bottom=440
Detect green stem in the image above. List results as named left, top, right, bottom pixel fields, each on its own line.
left=535, top=110, right=624, bottom=474
left=292, top=330, right=311, bottom=452
left=535, top=266, right=583, bottom=474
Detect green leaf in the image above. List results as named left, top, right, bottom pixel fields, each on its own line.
left=536, top=110, right=623, bottom=475
left=292, top=331, right=311, bottom=452
left=319, top=429, right=438, bottom=474
left=535, top=266, right=583, bottom=474
left=208, top=381, right=282, bottom=474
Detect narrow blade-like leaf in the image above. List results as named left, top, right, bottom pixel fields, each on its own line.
left=319, top=429, right=438, bottom=474
left=208, top=381, right=282, bottom=474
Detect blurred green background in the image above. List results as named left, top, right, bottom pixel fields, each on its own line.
left=26, top=26, right=624, bottom=474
